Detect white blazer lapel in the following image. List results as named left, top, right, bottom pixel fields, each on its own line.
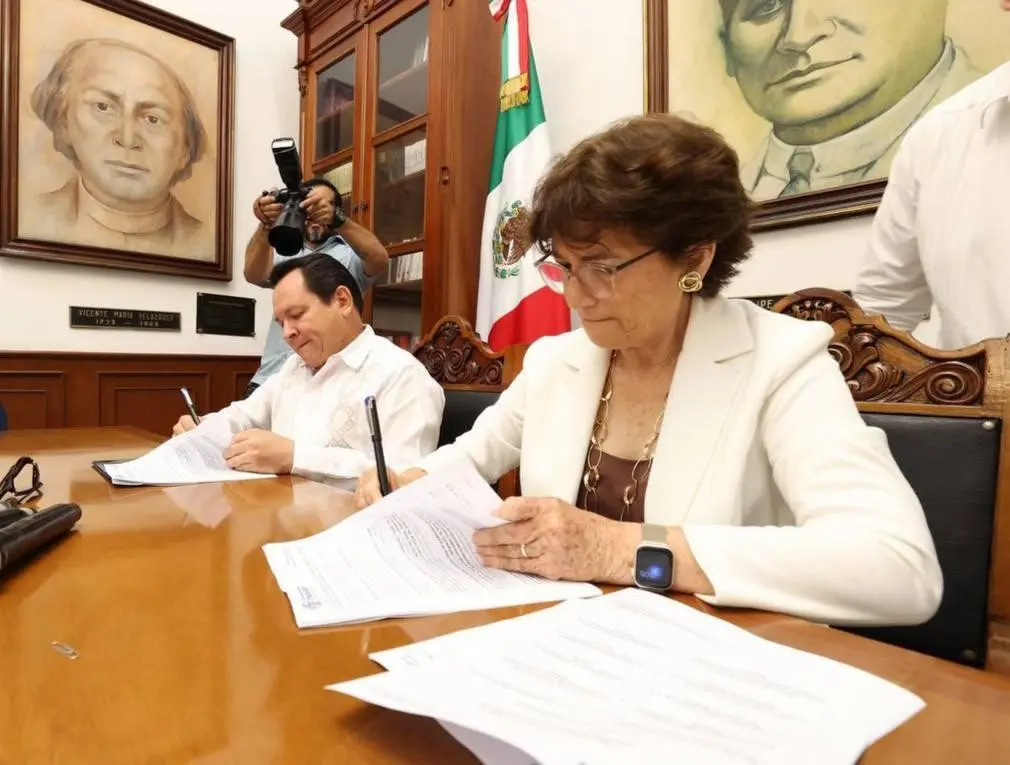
left=532, top=333, right=610, bottom=504
left=644, top=298, right=754, bottom=525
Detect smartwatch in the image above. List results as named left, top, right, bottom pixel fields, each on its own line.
left=634, top=524, right=675, bottom=591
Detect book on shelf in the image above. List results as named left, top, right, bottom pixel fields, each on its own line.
left=387, top=251, right=423, bottom=285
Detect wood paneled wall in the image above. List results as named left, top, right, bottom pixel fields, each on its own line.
left=0, top=353, right=259, bottom=437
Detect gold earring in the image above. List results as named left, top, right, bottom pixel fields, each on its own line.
left=678, top=271, right=703, bottom=293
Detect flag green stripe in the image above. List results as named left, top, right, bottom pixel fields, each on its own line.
left=488, top=51, right=547, bottom=191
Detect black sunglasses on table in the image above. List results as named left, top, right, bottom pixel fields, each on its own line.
left=0, top=456, right=43, bottom=507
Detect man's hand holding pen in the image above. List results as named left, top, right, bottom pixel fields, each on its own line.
left=173, top=387, right=202, bottom=436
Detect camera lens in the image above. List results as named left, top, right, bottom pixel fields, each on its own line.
left=269, top=225, right=303, bottom=257
left=268, top=199, right=307, bottom=256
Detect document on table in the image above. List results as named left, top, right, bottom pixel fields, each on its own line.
left=94, top=417, right=275, bottom=487
left=373, top=603, right=587, bottom=765
left=262, top=466, right=601, bottom=628
left=333, top=589, right=926, bottom=765
left=370, top=601, right=583, bottom=671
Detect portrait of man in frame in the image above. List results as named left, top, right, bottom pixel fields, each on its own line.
left=645, top=0, right=1010, bottom=229
left=0, top=0, right=235, bottom=279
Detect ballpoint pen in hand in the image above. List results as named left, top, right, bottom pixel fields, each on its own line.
left=180, top=387, right=201, bottom=425
left=364, top=395, right=391, bottom=496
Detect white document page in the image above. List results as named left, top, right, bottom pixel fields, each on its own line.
left=370, top=600, right=584, bottom=671
left=374, top=604, right=588, bottom=765
left=332, top=589, right=925, bottom=765
left=262, top=466, right=601, bottom=628
left=100, top=419, right=275, bottom=486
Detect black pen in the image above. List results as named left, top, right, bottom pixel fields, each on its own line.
left=364, top=395, right=391, bottom=496
left=180, top=387, right=201, bottom=425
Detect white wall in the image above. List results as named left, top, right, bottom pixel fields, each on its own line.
left=528, top=0, right=939, bottom=343
left=7, top=0, right=938, bottom=354
left=528, top=0, right=646, bottom=161
left=0, top=0, right=299, bottom=353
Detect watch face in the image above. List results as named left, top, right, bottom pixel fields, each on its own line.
left=636, top=546, right=674, bottom=590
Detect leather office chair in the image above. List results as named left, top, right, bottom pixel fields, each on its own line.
left=774, top=288, right=1010, bottom=673
left=0, top=402, right=6, bottom=432
left=414, top=316, right=527, bottom=498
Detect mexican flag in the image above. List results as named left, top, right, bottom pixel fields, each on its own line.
left=476, top=0, right=571, bottom=351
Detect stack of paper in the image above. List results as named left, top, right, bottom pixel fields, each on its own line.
left=262, top=467, right=601, bottom=627
left=95, top=418, right=275, bottom=487
left=331, top=589, right=926, bottom=765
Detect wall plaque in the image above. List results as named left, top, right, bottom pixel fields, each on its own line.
left=196, top=293, right=256, bottom=337
left=70, top=306, right=181, bottom=330
left=742, top=291, right=852, bottom=311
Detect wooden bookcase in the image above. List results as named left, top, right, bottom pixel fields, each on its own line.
left=282, top=0, right=500, bottom=345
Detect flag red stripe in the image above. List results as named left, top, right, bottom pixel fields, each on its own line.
left=490, top=0, right=510, bottom=22
left=516, top=0, right=530, bottom=77
left=486, top=287, right=570, bottom=351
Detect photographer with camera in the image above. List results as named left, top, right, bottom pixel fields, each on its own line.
left=243, top=139, right=388, bottom=397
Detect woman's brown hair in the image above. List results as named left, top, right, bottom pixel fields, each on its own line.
left=528, top=113, right=755, bottom=297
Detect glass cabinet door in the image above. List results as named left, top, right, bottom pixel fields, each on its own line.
left=373, top=127, right=426, bottom=249
left=320, top=159, right=354, bottom=218
left=374, top=5, right=428, bottom=134
left=365, top=2, right=430, bottom=348
left=370, top=4, right=429, bottom=252
left=314, top=51, right=357, bottom=162
left=309, top=33, right=363, bottom=267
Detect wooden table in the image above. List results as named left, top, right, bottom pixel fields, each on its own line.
left=2, top=427, right=1009, bottom=764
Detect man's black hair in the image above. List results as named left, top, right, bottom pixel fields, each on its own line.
left=268, top=253, right=364, bottom=314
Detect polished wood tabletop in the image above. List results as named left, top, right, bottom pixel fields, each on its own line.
left=2, top=427, right=1010, bottom=765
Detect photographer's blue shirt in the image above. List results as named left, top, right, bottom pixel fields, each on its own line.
left=251, top=235, right=378, bottom=386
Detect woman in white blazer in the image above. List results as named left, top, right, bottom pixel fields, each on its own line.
left=357, top=114, right=942, bottom=627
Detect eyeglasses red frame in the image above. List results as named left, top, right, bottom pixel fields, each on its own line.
left=534, top=248, right=660, bottom=297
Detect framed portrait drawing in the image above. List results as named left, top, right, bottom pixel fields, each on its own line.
left=644, top=0, right=1010, bottom=231
left=0, top=0, right=235, bottom=279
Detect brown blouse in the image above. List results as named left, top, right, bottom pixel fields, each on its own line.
left=576, top=451, right=651, bottom=524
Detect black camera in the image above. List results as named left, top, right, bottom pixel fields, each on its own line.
left=264, top=137, right=308, bottom=257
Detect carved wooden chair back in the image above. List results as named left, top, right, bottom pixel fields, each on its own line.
left=772, top=288, right=1010, bottom=674
left=413, top=316, right=526, bottom=498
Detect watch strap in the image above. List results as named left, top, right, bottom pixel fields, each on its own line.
left=642, top=523, right=666, bottom=545
left=331, top=205, right=348, bottom=228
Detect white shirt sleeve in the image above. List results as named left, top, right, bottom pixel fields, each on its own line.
left=291, top=364, right=446, bottom=481
left=682, top=338, right=943, bottom=627
left=851, top=131, right=933, bottom=331
left=203, top=373, right=280, bottom=433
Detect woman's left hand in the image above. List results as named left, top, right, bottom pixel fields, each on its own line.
left=472, top=496, right=636, bottom=584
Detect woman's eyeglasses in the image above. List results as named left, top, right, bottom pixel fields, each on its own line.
left=0, top=457, right=43, bottom=505
left=535, top=248, right=659, bottom=299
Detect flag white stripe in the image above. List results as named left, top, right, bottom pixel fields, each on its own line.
left=505, top=3, right=520, bottom=81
